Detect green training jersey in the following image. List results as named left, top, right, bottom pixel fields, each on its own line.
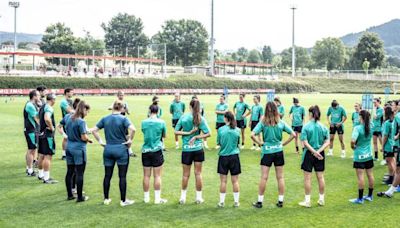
left=175, top=113, right=210, bottom=152
left=251, top=104, right=264, bottom=122
left=215, top=103, right=229, bottom=123
left=352, top=112, right=360, bottom=128
left=23, top=101, right=38, bottom=132
left=60, top=98, right=72, bottom=118
left=372, top=107, right=384, bottom=132
left=327, top=106, right=347, bottom=124
left=382, top=119, right=394, bottom=152
left=233, top=101, right=250, bottom=121
left=289, top=105, right=305, bottom=127
left=351, top=124, right=373, bottom=162
left=278, top=105, right=285, bottom=118
left=300, top=120, right=329, bottom=155
left=217, top=125, right=240, bottom=156
left=141, top=117, right=166, bottom=153
left=392, top=113, right=400, bottom=147
left=252, top=120, right=293, bottom=154
left=147, top=106, right=163, bottom=118
left=170, top=101, right=185, bottom=120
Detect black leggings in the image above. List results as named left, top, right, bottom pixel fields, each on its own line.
left=65, top=164, right=86, bottom=199
left=103, top=164, right=129, bottom=202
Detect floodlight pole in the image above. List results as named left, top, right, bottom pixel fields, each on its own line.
left=163, top=43, right=167, bottom=77
left=209, top=0, right=215, bottom=76
left=9, top=1, right=20, bottom=70
left=291, top=6, right=296, bottom=78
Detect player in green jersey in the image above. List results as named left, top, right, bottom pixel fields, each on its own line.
left=251, top=102, right=296, bottom=208
left=289, top=97, right=305, bottom=154
left=192, top=95, right=209, bottom=149
left=233, top=94, right=250, bottom=149
left=174, top=99, right=210, bottom=204
left=215, top=95, right=229, bottom=149
left=372, top=98, right=384, bottom=161
left=23, top=90, right=40, bottom=176
left=246, top=95, right=263, bottom=151
left=381, top=105, right=396, bottom=185
left=216, top=111, right=241, bottom=208
left=349, top=110, right=374, bottom=204
left=170, top=93, right=186, bottom=149
left=327, top=100, right=347, bottom=158
left=274, top=97, right=285, bottom=119
left=298, top=105, right=330, bottom=208
left=141, top=105, right=167, bottom=204
left=60, top=88, right=74, bottom=160
left=352, top=103, right=361, bottom=128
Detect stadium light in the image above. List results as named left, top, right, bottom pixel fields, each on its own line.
left=9, top=1, right=20, bottom=70
left=290, top=5, right=297, bottom=78
left=209, top=0, right=215, bottom=76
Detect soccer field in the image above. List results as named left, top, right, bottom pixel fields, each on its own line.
left=0, top=93, right=398, bottom=227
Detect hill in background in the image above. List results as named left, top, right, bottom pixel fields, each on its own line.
left=0, top=31, right=42, bottom=44
left=340, top=19, right=400, bottom=57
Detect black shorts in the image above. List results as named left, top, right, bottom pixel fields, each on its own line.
left=216, top=122, right=225, bottom=130
left=330, top=125, right=344, bottom=135
left=172, top=119, right=179, bottom=128
left=218, top=154, right=241, bottom=176
left=236, top=120, right=246, bottom=129
left=24, top=131, right=37, bottom=150
left=397, top=153, right=400, bottom=167
left=260, top=152, right=285, bottom=167
left=353, top=160, right=374, bottom=169
left=38, top=136, right=56, bottom=156
left=182, top=149, right=205, bottom=165
left=292, top=126, right=303, bottom=133
left=251, top=121, right=259, bottom=131
left=301, top=151, right=325, bottom=172
left=384, top=151, right=395, bottom=158
left=142, top=150, right=164, bottom=167
left=373, top=131, right=382, bottom=137
left=393, top=146, right=399, bottom=153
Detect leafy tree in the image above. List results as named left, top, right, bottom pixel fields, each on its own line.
left=281, top=46, right=313, bottom=70
left=247, top=49, right=262, bottom=63
left=152, top=19, right=208, bottom=66
left=74, top=31, right=105, bottom=55
left=102, top=13, right=149, bottom=57
left=272, top=55, right=282, bottom=68
left=387, top=56, right=400, bottom=68
left=236, top=47, right=248, bottom=62
left=39, top=23, right=78, bottom=64
left=312, top=37, right=346, bottom=71
left=1, top=41, right=14, bottom=46
left=350, top=32, right=385, bottom=69
left=17, top=42, right=30, bottom=49
left=261, top=45, right=273, bottom=63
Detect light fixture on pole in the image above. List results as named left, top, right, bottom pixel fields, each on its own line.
left=9, top=1, right=20, bottom=70
left=290, top=5, right=297, bottom=78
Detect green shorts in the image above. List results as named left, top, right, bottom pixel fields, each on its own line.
left=103, top=144, right=129, bottom=167
left=66, top=148, right=87, bottom=165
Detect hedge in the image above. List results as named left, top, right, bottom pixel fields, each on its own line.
left=0, top=76, right=314, bottom=94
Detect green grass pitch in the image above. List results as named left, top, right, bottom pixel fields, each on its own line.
left=0, top=93, right=398, bottom=227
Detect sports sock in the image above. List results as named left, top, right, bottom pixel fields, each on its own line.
left=62, top=150, right=66, bottom=156
left=27, top=168, right=33, bottom=174
left=358, top=189, right=364, bottom=200
left=296, top=146, right=299, bottom=152
left=278, top=195, right=284, bottom=202
left=38, top=169, right=44, bottom=178
left=319, top=194, right=325, bottom=201
left=196, top=191, right=203, bottom=200
left=144, top=192, right=150, bottom=202
left=233, top=192, right=240, bottom=203
left=180, top=189, right=187, bottom=200
left=374, top=151, right=378, bottom=159
left=368, top=188, right=373, bottom=197
left=155, top=190, right=161, bottom=202
left=219, top=193, right=226, bottom=203
left=43, top=171, right=50, bottom=181
left=305, top=195, right=311, bottom=203
left=386, top=185, right=396, bottom=195
left=258, top=195, right=264, bottom=203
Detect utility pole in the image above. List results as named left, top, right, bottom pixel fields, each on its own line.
left=9, top=1, right=20, bottom=70
left=291, top=5, right=297, bottom=78
left=209, top=0, right=215, bottom=76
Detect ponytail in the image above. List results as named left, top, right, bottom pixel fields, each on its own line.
left=308, top=105, right=321, bottom=121
left=190, top=99, right=201, bottom=127
left=224, top=111, right=236, bottom=129
left=384, top=105, right=393, bottom=121
left=359, top=110, right=370, bottom=136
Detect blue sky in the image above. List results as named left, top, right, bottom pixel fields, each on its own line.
left=0, top=0, right=399, bottom=51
